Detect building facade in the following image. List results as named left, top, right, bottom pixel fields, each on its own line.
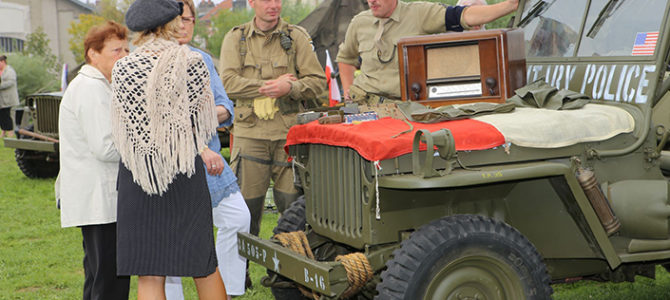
left=0, top=0, right=93, bottom=66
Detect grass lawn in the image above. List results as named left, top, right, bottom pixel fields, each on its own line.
left=3, top=142, right=670, bottom=299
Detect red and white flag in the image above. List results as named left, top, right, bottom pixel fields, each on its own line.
left=60, top=63, right=68, bottom=91
left=632, top=32, right=658, bottom=56
left=325, top=50, right=341, bottom=106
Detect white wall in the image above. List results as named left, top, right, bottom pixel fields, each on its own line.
left=0, top=1, right=30, bottom=40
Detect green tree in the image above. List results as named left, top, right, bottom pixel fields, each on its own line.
left=68, top=14, right=107, bottom=64
left=203, top=3, right=314, bottom=58
left=7, top=54, right=60, bottom=100
left=97, top=0, right=125, bottom=23
left=67, top=0, right=134, bottom=64
left=22, top=27, right=60, bottom=74
left=203, top=9, right=254, bottom=57
left=10, top=27, right=62, bottom=99
left=96, top=0, right=134, bottom=23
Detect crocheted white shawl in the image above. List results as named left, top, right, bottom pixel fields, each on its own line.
left=111, top=38, right=216, bottom=196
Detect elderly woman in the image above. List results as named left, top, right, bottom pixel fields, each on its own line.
left=164, top=1, right=250, bottom=299
left=111, top=0, right=227, bottom=299
left=58, top=21, right=130, bottom=299
left=0, top=55, right=19, bottom=138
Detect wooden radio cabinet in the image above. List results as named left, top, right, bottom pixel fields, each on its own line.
left=397, top=29, right=526, bottom=107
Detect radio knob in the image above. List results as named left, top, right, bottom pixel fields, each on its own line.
left=411, top=83, right=422, bottom=100
left=485, top=77, right=497, bottom=95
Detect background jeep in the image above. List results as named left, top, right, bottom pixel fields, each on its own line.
left=238, top=1, right=670, bottom=299
left=2, top=92, right=231, bottom=179
left=3, top=93, right=61, bottom=178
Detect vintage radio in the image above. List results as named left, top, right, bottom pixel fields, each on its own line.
left=397, top=29, right=526, bottom=107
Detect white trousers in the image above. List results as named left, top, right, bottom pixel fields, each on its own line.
left=165, top=191, right=251, bottom=298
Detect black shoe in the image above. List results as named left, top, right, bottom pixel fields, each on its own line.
left=245, top=272, right=252, bottom=290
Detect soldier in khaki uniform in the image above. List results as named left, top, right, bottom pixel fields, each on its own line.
left=337, top=0, right=518, bottom=103
left=219, top=0, right=326, bottom=236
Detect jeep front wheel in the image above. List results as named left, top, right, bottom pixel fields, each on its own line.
left=15, top=149, right=59, bottom=178
left=375, top=214, right=552, bottom=300
left=268, top=196, right=310, bottom=300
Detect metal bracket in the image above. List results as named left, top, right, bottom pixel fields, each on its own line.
left=411, top=129, right=456, bottom=178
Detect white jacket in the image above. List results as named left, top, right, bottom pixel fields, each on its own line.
left=58, top=65, right=120, bottom=228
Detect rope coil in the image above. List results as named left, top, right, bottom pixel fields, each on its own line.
left=273, top=231, right=374, bottom=299
left=336, top=253, right=374, bottom=298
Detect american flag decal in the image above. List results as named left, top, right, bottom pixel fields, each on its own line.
left=632, top=32, right=658, bottom=56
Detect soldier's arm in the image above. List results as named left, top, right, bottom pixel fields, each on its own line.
left=218, top=29, right=265, bottom=99
left=286, top=28, right=327, bottom=101
left=336, top=18, right=361, bottom=100
left=338, top=63, right=356, bottom=101
left=461, top=0, right=518, bottom=27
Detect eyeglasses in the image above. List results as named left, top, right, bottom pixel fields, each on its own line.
left=182, top=16, right=195, bottom=24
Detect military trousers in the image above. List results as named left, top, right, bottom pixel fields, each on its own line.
left=231, top=136, right=299, bottom=236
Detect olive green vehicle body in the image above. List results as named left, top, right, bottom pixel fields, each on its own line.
left=3, top=93, right=61, bottom=153
left=239, top=0, right=670, bottom=297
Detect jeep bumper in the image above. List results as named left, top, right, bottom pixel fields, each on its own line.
left=3, top=138, right=57, bottom=152
left=237, top=232, right=348, bottom=297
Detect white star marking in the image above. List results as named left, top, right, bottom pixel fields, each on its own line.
left=273, top=251, right=280, bottom=272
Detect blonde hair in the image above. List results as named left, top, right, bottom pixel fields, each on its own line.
left=132, top=16, right=183, bottom=46
left=178, top=0, right=196, bottom=19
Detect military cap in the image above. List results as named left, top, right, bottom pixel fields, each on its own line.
left=125, top=0, right=183, bottom=32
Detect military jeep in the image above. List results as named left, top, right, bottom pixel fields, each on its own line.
left=237, top=0, right=670, bottom=299
left=3, top=93, right=61, bottom=178
left=2, top=92, right=232, bottom=179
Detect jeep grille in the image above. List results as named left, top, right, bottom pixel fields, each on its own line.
left=308, top=145, right=369, bottom=239
left=33, top=96, right=61, bottom=136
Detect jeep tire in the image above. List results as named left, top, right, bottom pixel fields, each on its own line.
left=269, top=196, right=310, bottom=300
left=273, top=195, right=306, bottom=235
left=15, top=149, right=59, bottom=179
left=375, top=214, right=553, bottom=300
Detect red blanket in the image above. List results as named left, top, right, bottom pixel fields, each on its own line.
left=285, top=117, right=505, bottom=161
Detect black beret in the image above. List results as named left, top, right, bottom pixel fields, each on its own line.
left=125, top=0, right=184, bottom=32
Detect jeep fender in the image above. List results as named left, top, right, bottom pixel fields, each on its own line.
left=377, top=161, right=621, bottom=271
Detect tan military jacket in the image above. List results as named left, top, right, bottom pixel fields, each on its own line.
left=220, top=18, right=326, bottom=140
left=337, top=2, right=467, bottom=99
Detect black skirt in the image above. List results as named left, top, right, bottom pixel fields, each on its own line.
left=116, top=156, right=217, bottom=277
left=0, top=107, right=13, bottom=130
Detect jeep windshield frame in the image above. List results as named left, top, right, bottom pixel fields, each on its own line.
left=515, top=0, right=670, bottom=157
left=519, top=0, right=668, bottom=59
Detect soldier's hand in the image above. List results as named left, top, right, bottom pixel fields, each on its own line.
left=277, top=74, right=297, bottom=82
left=343, top=88, right=352, bottom=103
left=202, top=148, right=224, bottom=176
left=259, top=78, right=293, bottom=98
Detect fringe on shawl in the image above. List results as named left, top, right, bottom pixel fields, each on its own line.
left=111, top=38, right=217, bottom=196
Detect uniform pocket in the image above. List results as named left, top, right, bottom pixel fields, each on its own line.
left=359, top=40, right=380, bottom=72
left=269, top=55, right=289, bottom=79
left=359, top=40, right=376, bottom=54
left=242, top=54, right=258, bottom=76
left=235, top=106, right=258, bottom=128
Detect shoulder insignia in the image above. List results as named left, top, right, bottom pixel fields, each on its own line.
left=288, top=25, right=315, bottom=51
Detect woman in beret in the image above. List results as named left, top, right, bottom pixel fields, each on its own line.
left=110, top=0, right=227, bottom=298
